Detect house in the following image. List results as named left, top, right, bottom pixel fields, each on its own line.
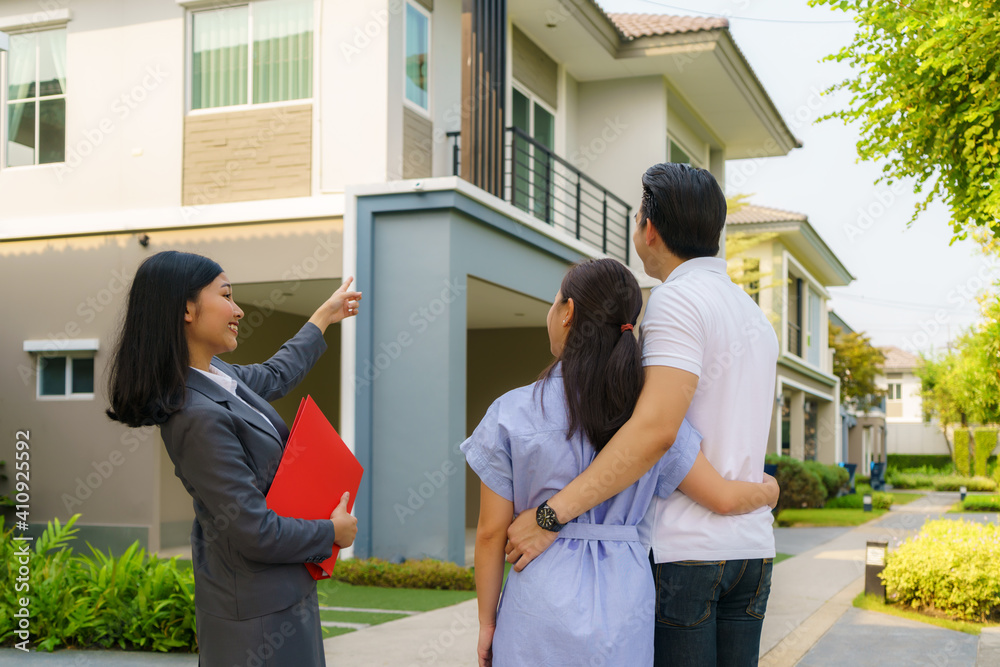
left=726, top=205, right=854, bottom=465
left=877, top=346, right=950, bottom=456
left=829, top=312, right=888, bottom=476
left=0, top=0, right=797, bottom=565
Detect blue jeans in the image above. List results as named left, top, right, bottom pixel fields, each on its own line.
left=650, top=557, right=773, bottom=667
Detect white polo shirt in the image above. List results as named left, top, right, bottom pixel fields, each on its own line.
left=641, top=257, right=778, bottom=562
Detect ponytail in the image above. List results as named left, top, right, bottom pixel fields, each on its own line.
left=538, top=259, right=644, bottom=452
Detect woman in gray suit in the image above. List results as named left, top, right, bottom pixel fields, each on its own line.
left=106, top=250, right=361, bottom=666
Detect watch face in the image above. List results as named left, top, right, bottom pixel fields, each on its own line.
left=537, top=504, right=558, bottom=530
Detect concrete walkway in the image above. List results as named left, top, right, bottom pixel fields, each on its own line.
left=4, top=492, right=996, bottom=666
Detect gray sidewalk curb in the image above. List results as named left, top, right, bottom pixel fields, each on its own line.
left=759, top=576, right=862, bottom=667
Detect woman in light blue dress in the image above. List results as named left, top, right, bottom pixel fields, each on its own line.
left=462, top=258, right=778, bottom=667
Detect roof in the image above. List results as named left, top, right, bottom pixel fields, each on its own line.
left=829, top=311, right=855, bottom=335
left=725, top=203, right=855, bottom=287
left=606, top=13, right=730, bottom=39
left=727, top=204, right=808, bottom=225
left=880, top=346, right=920, bottom=371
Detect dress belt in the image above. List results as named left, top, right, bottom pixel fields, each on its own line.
left=556, top=523, right=640, bottom=542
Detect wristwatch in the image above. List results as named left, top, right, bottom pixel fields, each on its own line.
left=536, top=500, right=566, bottom=532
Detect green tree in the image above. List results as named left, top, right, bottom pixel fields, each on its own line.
left=811, top=0, right=1000, bottom=239
left=918, top=294, right=1000, bottom=427
left=829, top=323, right=885, bottom=409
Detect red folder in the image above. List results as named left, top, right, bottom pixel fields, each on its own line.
left=266, top=395, right=363, bottom=580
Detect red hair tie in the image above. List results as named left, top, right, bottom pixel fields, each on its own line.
left=621, top=323, right=634, bottom=333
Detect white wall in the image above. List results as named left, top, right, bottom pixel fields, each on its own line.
left=320, top=0, right=391, bottom=191
left=576, top=76, right=666, bottom=274
left=887, top=422, right=950, bottom=455
left=0, top=0, right=185, bottom=218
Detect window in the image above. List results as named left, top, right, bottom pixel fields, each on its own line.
left=787, top=276, right=803, bottom=357
left=887, top=383, right=902, bottom=400
left=36, top=353, right=95, bottom=399
left=743, top=258, right=760, bottom=304
left=404, top=1, right=430, bottom=112
left=191, top=0, right=313, bottom=110
left=806, top=287, right=821, bottom=366
left=6, top=29, right=66, bottom=167
left=668, top=139, right=690, bottom=165
left=511, top=84, right=555, bottom=222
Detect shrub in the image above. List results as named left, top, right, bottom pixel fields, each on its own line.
left=803, top=461, right=850, bottom=500
left=881, top=519, right=1000, bottom=622
left=953, top=429, right=972, bottom=476
left=959, top=496, right=1000, bottom=512
left=0, top=515, right=196, bottom=652
left=824, top=491, right=893, bottom=510
left=769, top=456, right=826, bottom=512
left=332, top=558, right=475, bottom=591
left=886, top=454, right=954, bottom=471
left=931, top=475, right=997, bottom=492
left=886, top=470, right=937, bottom=489
left=973, top=429, right=998, bottom=478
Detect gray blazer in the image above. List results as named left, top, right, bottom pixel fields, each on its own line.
left=160, top=322, right=337, bottom=621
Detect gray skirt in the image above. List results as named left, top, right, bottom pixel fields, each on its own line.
left=196, top=587, right=325, bottom=667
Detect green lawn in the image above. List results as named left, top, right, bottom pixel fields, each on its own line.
left=776, top=508, right=886, bottom=527
left=773, top=552, right=793, bottom=564
left=315, top=578, right=477, bottom=639
left=853, top=593, right=998, bottom=636
left=886, top=491, right=924, bottom=505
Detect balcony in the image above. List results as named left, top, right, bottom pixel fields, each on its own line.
left=447, top=127, right=632, bottom=263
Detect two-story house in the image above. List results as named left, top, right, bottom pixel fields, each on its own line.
left=726, top=205, right=853, bottom=465
left=877, top=346, right=949, bottom=455
left=0, top=0, right=798, bottom=564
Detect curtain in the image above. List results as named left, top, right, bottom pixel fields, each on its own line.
left=7, top=33, right=36, bottom=166
left=253, top=0, right=313, bottom=104
left=38, top=29, right=66, bottom=97
left=192, top=6, right=248, bottom=109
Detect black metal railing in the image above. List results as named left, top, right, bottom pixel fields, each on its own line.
left=447, top=129, right=631, bottom=263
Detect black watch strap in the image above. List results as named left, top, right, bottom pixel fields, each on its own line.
left=536, top=500, right=565, bottom=532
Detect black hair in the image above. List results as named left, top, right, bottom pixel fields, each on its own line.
left=639, top=162, right=727, bottom=259
left=538, top=258, right=644, bottom=452
left=106, top=251, right=223, bottom=428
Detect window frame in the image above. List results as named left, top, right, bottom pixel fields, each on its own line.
left=402, top=0, right=432, bottom=119
left=667, top=133, right=702, bottom=168
left=34, top=351, right=95, bottom=401
left=185, top=0, right=316, bottom=115
left=4, top=27, right=67, bottom=169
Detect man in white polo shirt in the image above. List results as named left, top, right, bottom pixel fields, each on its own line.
left=505, top=162, right=779, bottom=665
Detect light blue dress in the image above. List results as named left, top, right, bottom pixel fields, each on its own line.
left=461, top=364, right=701, bottom=666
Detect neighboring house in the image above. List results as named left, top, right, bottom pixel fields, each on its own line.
left=0, top=0, right=798, bottom=564
left=878, top=346, right=950, bottom=455
left=726, top=205, right=854, bottom=465
left=830, top=312, right=888, bottom=475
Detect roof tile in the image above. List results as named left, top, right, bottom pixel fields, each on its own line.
left=606, top=13, right=729, bottom=39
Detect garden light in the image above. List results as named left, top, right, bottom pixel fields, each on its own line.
left=865, top=540, right=888, bottom=599
left=960, top=486, right=967, bottom=502
left=863, top=494, right=872, bottom=512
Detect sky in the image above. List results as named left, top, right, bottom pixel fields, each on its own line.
left=600, top=0, right=999, bottom=356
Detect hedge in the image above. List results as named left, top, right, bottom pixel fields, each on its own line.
left=0, top=515, right=197, bottom=652
left=973, top=429, right=998, bottom=478
left=930, top=475, right=997, bottom=492
left=765, top=455, right=826, bottom=511
left=953, top=429, right=972, bottom=476
left=886, top=454, right=954, bottom=471
left=881, top=519, right=1000, bottom=622
left=959, top=496, right=1000, bottom=512
left=802, top=461, right=849, bottom=500
left=331, top=558, right=475, bottom=591
left=824, top=491, right=893, bottom=511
